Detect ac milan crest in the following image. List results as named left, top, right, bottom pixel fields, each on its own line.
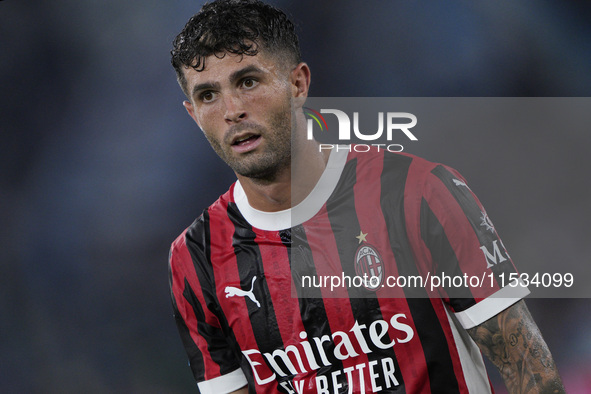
left=354, top=243, right=384, bottom=291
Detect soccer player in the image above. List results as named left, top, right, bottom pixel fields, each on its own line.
left=168, top=1, right=565, bottom=393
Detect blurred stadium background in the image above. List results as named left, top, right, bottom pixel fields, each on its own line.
left=1, top=1, right=590, bottom=392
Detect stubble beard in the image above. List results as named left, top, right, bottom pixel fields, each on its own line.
left=207, top=102, right=293, bottom=182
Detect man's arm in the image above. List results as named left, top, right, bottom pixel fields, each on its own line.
left=229, top=386, right=248, bottom=394
left=467, top=299, right=565, bottom=394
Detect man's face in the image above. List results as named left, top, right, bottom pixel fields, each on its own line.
left=183, top=52, right=296, bottom=180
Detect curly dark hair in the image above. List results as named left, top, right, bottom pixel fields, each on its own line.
left=171, top=0, right=301, bottom=96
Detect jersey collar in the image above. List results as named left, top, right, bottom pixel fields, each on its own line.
left=233, top=148, right=349, bottom=231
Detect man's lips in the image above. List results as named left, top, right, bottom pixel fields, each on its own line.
left=231, top=132, right=258, bottom=145
left=230, top=133, right=262, bottom=153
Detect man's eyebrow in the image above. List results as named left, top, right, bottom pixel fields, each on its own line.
left=191, top=81, right=220, bottom=98
left=190, top=65, right=265, bottom=98
left=228, top=64, right=264, bottom=84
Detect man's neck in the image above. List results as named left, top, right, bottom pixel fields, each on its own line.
left=237, top=141, right=331, bottom=212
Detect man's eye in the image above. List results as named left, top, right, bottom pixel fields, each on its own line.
left=200, top=91, right=216, bottom=102
left=242, top=78, right=258, bottom=89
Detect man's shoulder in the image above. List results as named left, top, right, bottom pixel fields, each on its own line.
left=350, top=147, right=442, bottom=176
left=170, top=183, right=236, bottom=253
left=348, top=148, right=467, bottom=204
left=200, top=183, right=236, bottom=222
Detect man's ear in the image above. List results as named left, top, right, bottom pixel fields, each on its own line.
left=290, top=62, right=311, bottom=108
left=183, top=100, right=201, bottom=127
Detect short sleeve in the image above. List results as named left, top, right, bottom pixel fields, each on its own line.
left=169, top=229, right=248, bottom=393
left=420, top=165, right=529, bottom=328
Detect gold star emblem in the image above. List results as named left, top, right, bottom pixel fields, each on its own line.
left=356, top=231, right=368, bottom=244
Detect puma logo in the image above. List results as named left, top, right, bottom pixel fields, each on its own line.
left=225, top=276, right=261, bottom=308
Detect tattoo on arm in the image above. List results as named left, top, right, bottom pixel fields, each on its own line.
left=467, top=300, right=565, bottom=394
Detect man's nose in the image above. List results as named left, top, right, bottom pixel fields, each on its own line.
left=223, top=94, right=247, bottom=123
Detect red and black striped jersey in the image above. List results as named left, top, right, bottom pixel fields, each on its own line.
left=169, top=147, right=529, bottom=393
